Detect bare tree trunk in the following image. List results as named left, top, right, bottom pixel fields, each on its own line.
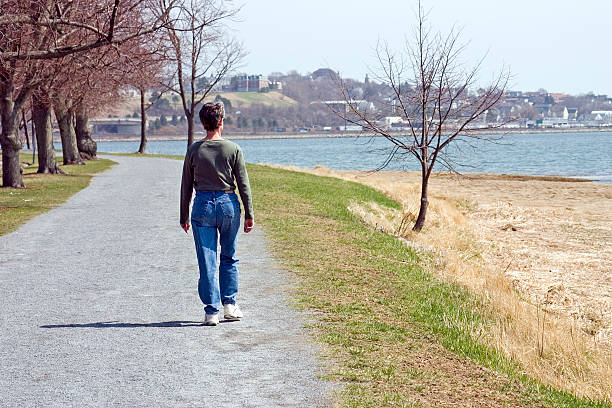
left=413, top=167, right=429, bottom=232
left=75, top=104, right=97, bottom=160
left=0, top=84, right=24, bottom=187
left=137, top=88, right=147, bottom=153
left=1, top=147, right=23, bottom=188
left=32, top=97, right=62, bottom=174
left=54, top=102, right=83, bottom=165
left=187, top=112, right=195, bottom=146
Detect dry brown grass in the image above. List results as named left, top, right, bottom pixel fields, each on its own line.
left=274, top=164, right=612, bottom=402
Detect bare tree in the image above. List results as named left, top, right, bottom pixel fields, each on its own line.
left=53, top=97, right=83, bottom=165
left=160, top=0, right=244, bottom=146
left=32, top=91, right=64, bottom=174
left=336, top=4, right=508, bottom=231
left=64, top=36, right=157, bottom=159
left=123, top=38, right=169, bottom=154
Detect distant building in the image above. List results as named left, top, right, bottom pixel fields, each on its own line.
left=591, top=110, right=612, bottom=117
left=311, top=68, right=339, bottom=81
left=223, top=74, right=272, bottom=92
left=540, top=117, right=569, bottom=128
left=505, top=91, right=523, bottom=98
left=384, top=116, right=404, bottom=128
left=91, top=118, right=141, bottom=135
left=315, top=100, right=375, bottom=113
left=524, top=91, right=548, bottom=104
left=549, top=93, right=568, bottom=104
left=338, top=125, right=363, bottom=132
left=247, top=74, right=269, bottom=91
left=533, top=103, right=552, bottom=116
left=269, top=80, right=283, bottom=91
left=590, top=111, right=612, bottom=123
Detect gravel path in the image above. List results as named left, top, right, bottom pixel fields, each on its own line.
left=0, top=155, right=332, bottom=407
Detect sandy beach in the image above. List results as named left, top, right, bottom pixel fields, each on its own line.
left=288, top=167, right=612, bottom=350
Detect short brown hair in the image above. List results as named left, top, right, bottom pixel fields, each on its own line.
left=199, top=102, right=225, bottom=130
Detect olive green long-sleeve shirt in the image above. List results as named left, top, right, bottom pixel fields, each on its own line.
left=180, top=139, right=254, bottom=224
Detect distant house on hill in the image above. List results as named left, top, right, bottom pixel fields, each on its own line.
left=505, top=91, right=523, bottom=98
left=223, top=74, right=272, bottom=92
left=560, top=107, right=579, bottom=120
left=533, top=103, right=552, bottom=116
left=269, top=80, right=283, bottom=90
left=549, top=93, right=568, bottom=104
left=591, top=110, right=612, bottom=121
left=311, top=68, right=339, bottom=81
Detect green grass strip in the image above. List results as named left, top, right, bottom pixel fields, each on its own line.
left=0, top=153, right=115, bottom=237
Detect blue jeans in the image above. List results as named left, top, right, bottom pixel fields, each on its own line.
left=191, top=190, right=241, bottom=314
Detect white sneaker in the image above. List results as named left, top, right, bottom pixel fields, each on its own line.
left=204, top=313, right=219, bottom=326
left=223, top=304, right=243, bottom=320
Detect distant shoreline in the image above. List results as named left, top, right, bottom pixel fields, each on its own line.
left=91, top=127, right=612, bottom=142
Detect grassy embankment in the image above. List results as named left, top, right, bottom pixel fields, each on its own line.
left=214, top=91, right=298, bottom=108
left=0, top=153, right=115, bottom=237
left=246, top=164, right=609, bottom=408
left=291, top=166, right=611, bottom=402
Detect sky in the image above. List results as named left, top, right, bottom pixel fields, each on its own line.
left=233, top=0, right=612, bottom=96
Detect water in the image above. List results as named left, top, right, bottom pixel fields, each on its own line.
left=95, top=132, right=612, bottom=183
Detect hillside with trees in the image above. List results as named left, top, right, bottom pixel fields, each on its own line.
left=118, top=69, right=612, bottom=137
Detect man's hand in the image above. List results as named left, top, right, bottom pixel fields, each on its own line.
left=181, top=223, right=190, bottom=233
left=244, top=218, right=254, bottom=233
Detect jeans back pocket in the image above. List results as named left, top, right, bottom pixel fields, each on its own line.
left=220, top=197, right=240, bottom=219
left=192, top=199, right=216, bottom=226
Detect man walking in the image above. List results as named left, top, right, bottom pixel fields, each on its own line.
left=180, top=102, right=254, bottom=326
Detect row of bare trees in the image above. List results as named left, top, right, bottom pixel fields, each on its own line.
left=1, top=0, right=162, bottom=186
left=1, top=0, right=243, bottom=187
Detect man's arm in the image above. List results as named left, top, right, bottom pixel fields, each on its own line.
left=180, top=149, right=194, bottom=231
left=233, top=148, right=254, bottom=228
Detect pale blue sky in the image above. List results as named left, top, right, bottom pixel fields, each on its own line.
left=234, top=0, right=612, bottom=95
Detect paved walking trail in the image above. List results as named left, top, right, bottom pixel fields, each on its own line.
left=0, top=156, right=332, bottom=407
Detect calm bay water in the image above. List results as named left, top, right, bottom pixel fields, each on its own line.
left=95, top=132, right=612, bottom=183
